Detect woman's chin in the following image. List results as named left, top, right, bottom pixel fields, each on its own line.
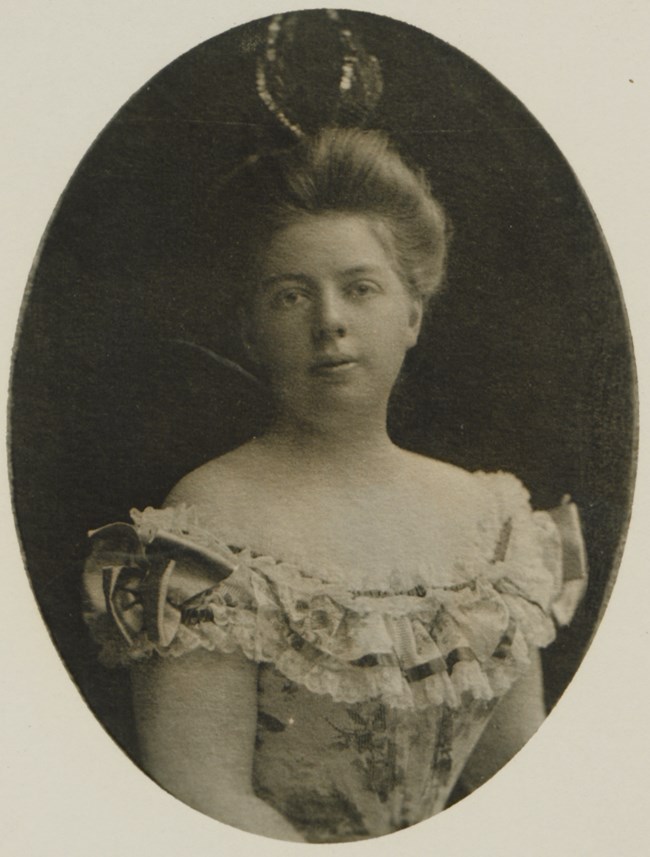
left=270, top=367, right=399, bottom=424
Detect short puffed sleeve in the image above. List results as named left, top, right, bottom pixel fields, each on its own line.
left=475, top=471, right=588, bottom=633
left=83, top=506, right=259, bottom=666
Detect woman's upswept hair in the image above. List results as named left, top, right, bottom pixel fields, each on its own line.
left=211, top=128, right=449, bottom=312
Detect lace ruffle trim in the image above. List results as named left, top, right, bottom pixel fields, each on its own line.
left=83, top=482, right=585, bottom=710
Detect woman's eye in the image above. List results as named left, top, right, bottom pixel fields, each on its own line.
left=349, top=281, right=379, bottom=298
left=274, top=288, right=308, bottom=308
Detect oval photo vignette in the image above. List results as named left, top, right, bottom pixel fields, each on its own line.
left=8, top=7, right=636, bottom=842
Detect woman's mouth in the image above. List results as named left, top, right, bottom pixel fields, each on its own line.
left=309, top=356, right=358, bottom=376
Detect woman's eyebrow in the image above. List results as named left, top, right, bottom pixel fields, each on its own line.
left=259, top=265, right=384, bottom=290
left=340, top=265, right=385, bottom=277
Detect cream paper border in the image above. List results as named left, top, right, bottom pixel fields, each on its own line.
left=2, top=2, right=648, bottom=854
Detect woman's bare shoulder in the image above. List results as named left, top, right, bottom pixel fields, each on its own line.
left=165, top=442, right=262, bottom=509
left=398, top=450, right=491, bottom=511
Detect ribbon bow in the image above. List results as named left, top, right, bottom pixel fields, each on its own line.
left=547, top=497, right=588, bottom=625
left=83, top=522, right=239, bottom=648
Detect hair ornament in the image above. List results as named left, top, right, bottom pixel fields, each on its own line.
left=255, top=10, right=384, bottom=139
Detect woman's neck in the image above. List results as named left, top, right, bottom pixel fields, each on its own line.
left=257, top=408, right=401, bottom=479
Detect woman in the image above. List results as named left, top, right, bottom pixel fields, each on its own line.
left=84, top=128, right=586, bottom=842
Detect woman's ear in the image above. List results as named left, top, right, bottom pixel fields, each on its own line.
left=405, top=296, right=424, bottom=349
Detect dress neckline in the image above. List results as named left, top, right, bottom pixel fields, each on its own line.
left=130, top=469, right=510, bottom=593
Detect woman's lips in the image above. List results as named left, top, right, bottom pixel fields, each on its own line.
left=309, top=356, right=358, bottom=375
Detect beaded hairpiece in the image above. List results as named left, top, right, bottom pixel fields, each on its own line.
left=255, top=10, right=384, bottom=138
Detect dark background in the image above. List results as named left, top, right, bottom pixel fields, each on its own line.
left=10, top=11, right=635, bottom=765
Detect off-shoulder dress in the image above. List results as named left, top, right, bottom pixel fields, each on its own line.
left=83, top=471, right=587, bottom=843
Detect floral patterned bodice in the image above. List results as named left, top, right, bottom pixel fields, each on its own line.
left=83, top=471, right=586, bottom=843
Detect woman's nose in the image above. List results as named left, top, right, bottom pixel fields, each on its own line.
left=312, top=287, right=348, bottom=340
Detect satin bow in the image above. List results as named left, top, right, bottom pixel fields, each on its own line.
left=547, top=497, right=588, bottom=626
left=84, top=522, right=239, bottom=647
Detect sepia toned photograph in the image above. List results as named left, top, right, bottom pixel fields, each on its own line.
left=5, top=3, right=643, bottom=851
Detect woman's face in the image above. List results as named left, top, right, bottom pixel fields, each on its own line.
left=246, top=213, right=423, bottom=420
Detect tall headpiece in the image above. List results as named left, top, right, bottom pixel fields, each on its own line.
left=255, top=10, right=384, bottom=139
